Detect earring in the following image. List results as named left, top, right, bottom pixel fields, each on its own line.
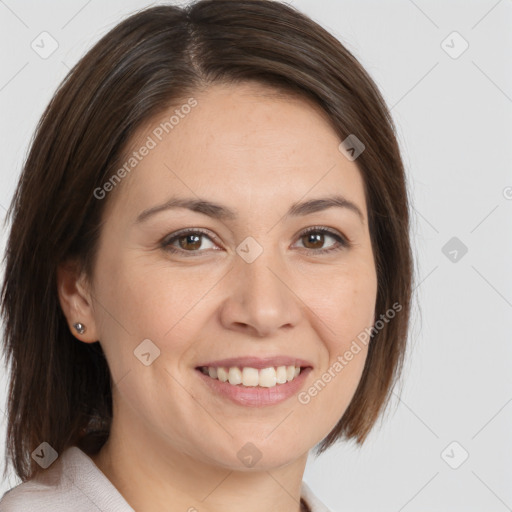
left=73, top=322, right=86, bottom=335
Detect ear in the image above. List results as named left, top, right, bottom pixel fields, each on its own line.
left=56, top=259, right=99, bottom=343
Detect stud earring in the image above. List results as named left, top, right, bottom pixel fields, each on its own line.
left=73, top=322, right=86, bottom=335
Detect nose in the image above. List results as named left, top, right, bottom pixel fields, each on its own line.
left=219, top=247, right=302, bottom=337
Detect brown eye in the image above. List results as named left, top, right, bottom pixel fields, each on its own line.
left=301, top=231, right=326, bottom=250
left=177, top=233, right=202, bottom=251
left=294, top=227, right=349, bottom=254
left=162, top=229, right=218, bottom=255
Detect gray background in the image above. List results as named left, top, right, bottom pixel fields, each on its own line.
left=1, top=1, right=511, bottom=511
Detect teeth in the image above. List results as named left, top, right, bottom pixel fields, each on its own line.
left=217, top=367, right=228, bottom=382
left=276, top=366, right=287, bottom=384
left=200, top=364, right=303, bottom=387
left=242, top=367, right=259, bottom=386
left=228, top=367, right=242, bottom=385
left=259, top=367, right=277, bottom=387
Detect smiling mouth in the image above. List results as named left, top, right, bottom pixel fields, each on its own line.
left=195, top=364, right=307, bottom=388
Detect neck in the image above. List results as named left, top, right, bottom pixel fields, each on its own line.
left=90, top=406, right=310, bottom=512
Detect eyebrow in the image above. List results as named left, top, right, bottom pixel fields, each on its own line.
left=135, top=194, right=365, bottom=224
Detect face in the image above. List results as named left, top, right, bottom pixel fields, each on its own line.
left=65, top=82, right=377, bottom=470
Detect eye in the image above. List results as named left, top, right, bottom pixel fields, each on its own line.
left=293, top=226, right=350, bottom=254
left=161, top=228, right=219, bottom=256
left=161, top=226, right=350, bottom=257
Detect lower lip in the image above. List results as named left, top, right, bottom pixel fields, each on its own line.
left=195, top=367, right=312, bottom=407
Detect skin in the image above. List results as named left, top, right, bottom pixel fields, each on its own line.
left=57, top=82, right=378, bottom=512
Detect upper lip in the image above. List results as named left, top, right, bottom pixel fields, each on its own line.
left=195, top=356, right=313, bottom=370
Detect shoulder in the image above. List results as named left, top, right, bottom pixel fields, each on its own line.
left=301, top=480, right=335, bottom=512
left=0, top=446, right=134, bottom=512
left=0, top=478, right=66, bottom=512
left=0, top=454, right=75, bottom=512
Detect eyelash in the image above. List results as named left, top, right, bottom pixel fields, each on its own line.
left=161, top=226, right=350, bottom=257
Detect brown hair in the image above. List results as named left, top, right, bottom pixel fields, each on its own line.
left=1, top=0, right=413, bottom=482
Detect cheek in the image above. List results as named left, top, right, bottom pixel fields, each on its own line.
left=296, top=265, right=376, bottom=431
left=94, top=255, right=221, bottom=359
left=304, top=261, right=378, bottom=349
left=97, top=252, right=181, bottom=327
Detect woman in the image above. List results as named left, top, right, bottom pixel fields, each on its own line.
left=0, top=1, right=413, bottom=510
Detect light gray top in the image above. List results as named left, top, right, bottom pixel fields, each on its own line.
left=0, top=446, right=333, bottom=512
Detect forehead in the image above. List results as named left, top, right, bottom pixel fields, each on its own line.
left=105, top=82, right=367, bottom=220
